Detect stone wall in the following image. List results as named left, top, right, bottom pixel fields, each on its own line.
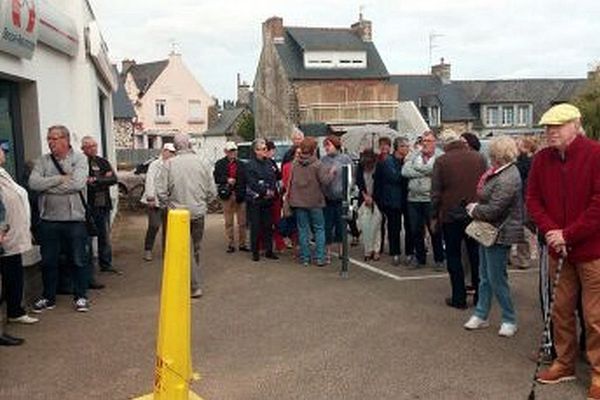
left=114, top=118, right=134, bottom=149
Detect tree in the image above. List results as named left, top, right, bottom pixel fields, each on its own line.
left=237, top=113, right=255, bottom=141
left=573, top=73, right=600, bottom=140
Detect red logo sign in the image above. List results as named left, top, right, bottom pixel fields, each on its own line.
left=11, top=0, right=36, bottom=33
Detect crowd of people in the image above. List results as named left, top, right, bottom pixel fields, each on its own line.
left=2, top=102, right=600, bottom=400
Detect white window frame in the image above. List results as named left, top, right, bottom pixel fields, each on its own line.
left=502, top=106, right=514, bottom=127
left=304, top=51, right=367, bottom=69
left=516, top=104, right=531, bottom=127
left=485, top=106, right=500, bottom=127
left=427, top=105, right=441, bottom=127
left=155, top=99, right=166, bottom=118
left=188, top=100, right=203, bottom=123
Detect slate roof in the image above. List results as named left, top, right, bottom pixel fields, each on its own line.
left=390, top=75, right=476, bottom=122
left=126, top=60, right=169, bottom=94
left=112, top=67, right=136, bottom=119
left=275, top=27, right=389, bottom=80
left=204, top=108, right=247, bottom=137
left=389, top=74, right=587, bottom=125
left=455, top=79, right=587, bottom=124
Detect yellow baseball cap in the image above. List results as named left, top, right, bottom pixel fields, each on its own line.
left=539, top=103, right=581, bottom=126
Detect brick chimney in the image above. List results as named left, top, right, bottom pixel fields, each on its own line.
left=432, top=57, right=451, bottom=84
left=263, top=16, right=284, bottom=45
left=121, top=59, right=136, bottom=74
left=351, top=13, right=372, bottom=42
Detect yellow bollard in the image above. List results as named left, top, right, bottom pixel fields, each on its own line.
left=135, top=209, right=203, bottom=400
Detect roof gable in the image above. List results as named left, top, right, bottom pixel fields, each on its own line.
left=127, top=60, right=169, bottom=94
left=275, top=27, right=389, bottom=80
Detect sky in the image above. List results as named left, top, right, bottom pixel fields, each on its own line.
left=90, top=0, right=600, bottom=102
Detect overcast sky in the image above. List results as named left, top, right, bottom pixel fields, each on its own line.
left=90, top=0, right=600, bottom=101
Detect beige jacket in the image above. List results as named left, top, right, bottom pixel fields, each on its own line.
left=0, top=168, right=32, bottom=256
left=155, top=150, right=216, bottom=219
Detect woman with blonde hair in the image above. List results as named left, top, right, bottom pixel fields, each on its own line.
left=464, top=135, right=524, bottom=337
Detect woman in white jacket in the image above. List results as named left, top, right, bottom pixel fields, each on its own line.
left=0, top=141, right=37, bottom=346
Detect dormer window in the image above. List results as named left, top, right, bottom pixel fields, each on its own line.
left=304, top=51, right=367, bottom=69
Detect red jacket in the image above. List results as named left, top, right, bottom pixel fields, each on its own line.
left=526, top=135, right=600, bottom=263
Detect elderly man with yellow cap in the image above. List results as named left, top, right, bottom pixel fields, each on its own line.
left=527, top=103, right=600, bottom=398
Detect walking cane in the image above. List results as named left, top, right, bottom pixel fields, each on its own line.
left=527, top=252, right=566, bottom=400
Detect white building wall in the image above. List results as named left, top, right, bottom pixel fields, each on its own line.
left=0, top=0, right=115, bottom=163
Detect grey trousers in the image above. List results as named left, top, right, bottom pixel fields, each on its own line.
left=190, top=216, right=205, bottom=292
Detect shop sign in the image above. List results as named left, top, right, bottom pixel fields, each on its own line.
left=0, top=0, right=39, bottom=59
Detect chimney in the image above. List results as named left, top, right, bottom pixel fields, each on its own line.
left=588, top=63, right=600, bottom=81
left=351, top=13, right=372, bottom=42
left=263, top=16, right=284, bottom=45
left=121, top=59, right=136, bottom=74
left=237, top=73, right=251, bottom=107
left=432, top=57, right=451, bottom=84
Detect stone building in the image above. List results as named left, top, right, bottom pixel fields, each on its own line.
left=254, top=15, right=398, bottom=139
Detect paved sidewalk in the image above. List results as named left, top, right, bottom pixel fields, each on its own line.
left=0, top=212, right=591, bottom=399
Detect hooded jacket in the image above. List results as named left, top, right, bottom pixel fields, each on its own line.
left=289, top=155, right=332, bottom=209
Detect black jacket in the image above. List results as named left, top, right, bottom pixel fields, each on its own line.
left=373, top=155, right=409, bottom=210
left=245, top=157, right=277, bottom=205
left=87, top=155, right=117, bottom=209
left=213, top=156, right=246, bottom=202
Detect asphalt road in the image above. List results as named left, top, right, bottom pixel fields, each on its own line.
left=0, top=212, right=591, bottom=399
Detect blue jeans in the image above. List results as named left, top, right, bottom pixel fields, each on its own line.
left=474, top=244, right=516, bottom=324
left=295, top=208, right=325, bottom=264
left=39, top=221, right=89, bottom=301
left=323, top=199, right=344, bottom=245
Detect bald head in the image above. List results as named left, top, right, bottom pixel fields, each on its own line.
left=173, top=133, right=190, bottom=151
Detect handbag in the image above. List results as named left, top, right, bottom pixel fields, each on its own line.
left=50, top=154, right=99, bottom=237
left=217, top=183, right=232, bottom=200
left=465, top=212, right=511, bottom=247
left=465, top=220, right=500, bottom=247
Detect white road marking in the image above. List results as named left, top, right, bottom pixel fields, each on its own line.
left=342, top=255, right=537, bottom=282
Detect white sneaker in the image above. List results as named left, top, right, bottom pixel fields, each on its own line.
left=498, top=322, right=518, bottom=337
left=8, top=314, right=39, bottom=324
left=143, top=251, right=153, bottom=261
left=463, top=315, right=490, bottom=330
left=191, top=288, right=203, bottom=298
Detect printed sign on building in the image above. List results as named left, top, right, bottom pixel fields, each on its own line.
left=0, top=0, right=39, bottom=59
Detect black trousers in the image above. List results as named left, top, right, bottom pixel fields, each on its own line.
left=443, top=220, right=479, bottom=306
left=0, top=254, right=26, bottom=318
left=248, top=202, right=273, bottom=257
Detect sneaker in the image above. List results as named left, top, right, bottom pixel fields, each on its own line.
left=74, top=298, right=90, bottom=312
left=265, top=252, right=279, bottom=260
left=536, top=364, right=576, bottom=384
left=498, top=322, right=518, bottom=337
left=191, top=288, right=203, bottom=298
left=226, top=245, right=235, bottom=253
left=32, top=298, right=56, bottom=314
left=143, top=251, right=153, bottom=261
left=239, top=246, right=250, bottom=252
left=8, top=314, right=39, bottom=324
left=463, top=315, right=490, bottom=330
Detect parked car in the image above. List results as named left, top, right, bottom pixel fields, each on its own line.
left=237, top=140, right=293, bottom=168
